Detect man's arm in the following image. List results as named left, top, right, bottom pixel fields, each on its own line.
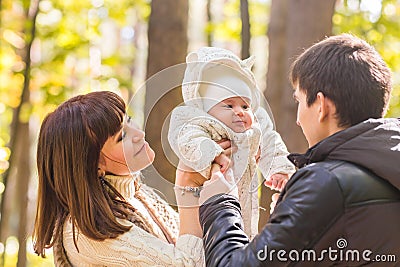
left=200, top=166, right=345, bottom=266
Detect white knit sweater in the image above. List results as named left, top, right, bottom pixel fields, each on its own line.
left=62, top=174, right=205, bottom=266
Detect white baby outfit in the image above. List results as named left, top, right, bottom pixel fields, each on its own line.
left=168, top=47, right=295, bottom=239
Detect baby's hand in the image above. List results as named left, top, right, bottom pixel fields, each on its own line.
left=214, top=152, right=231, bottom=173
left=264, top=173, right=289, bottom=191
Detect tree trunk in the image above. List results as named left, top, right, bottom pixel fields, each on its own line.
left=280, top=0, right=337, bottom=153
left=16, top=121, right=30, bottom=267
left=0, top=0, right=40, bottom=266
left=206, top=0, right=213, bottom=46
left=266, top=0, right=336, bottom=153
left=259, top=0, right=336, bottom=230
left=144, top=0, right=188, bottom=203
left=240, top=0, right=250, bottom=59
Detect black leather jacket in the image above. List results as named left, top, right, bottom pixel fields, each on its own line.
left=200, top=118, right=400, bottom=266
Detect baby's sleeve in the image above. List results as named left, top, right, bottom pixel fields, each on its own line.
left=168, top=106, right=223, bottom=177
left=255, top=107, right=296, bottom=179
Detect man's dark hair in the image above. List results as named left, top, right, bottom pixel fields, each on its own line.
left=290, top=33, right=392, bottom=127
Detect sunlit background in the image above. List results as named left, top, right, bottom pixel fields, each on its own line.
left=1, top=0, right=399, bottom=266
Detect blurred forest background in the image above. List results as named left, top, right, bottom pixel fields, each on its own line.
left=0, top=0, right=399, bottom=266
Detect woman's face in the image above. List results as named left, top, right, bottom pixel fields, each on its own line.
left=99, top=117, right=155, bottom=175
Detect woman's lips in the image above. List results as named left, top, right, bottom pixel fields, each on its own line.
left=134, top=141, right=148, bottom=156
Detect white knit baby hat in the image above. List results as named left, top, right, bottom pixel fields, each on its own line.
left=182, top=47, right=261, bottom=111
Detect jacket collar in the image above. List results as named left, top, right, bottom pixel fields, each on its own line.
left=288, top=118, right=380, bottom=168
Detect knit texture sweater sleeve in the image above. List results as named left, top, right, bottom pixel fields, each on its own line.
left=63, top=219, right=205, bottom=267
left=255, top=107, right=296, bottom=178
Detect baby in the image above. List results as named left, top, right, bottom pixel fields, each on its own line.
left=168, top=47, right=295, bottom=239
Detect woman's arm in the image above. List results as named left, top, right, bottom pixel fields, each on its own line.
left=175, top=141, right=232, bottom=238
left=175, top=164, right=207, bottom=238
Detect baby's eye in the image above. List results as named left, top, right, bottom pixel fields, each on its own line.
left=224, top=104, right=233, bottom=108
left=242, top=105, right=250, bottom=110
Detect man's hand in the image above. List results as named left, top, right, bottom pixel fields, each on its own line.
left=199, top=167, right=238, bottom=205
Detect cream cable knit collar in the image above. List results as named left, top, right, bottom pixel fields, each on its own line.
left=104, top=173, right=140, bottom=198
left=104, top=173, right=177, bottom=244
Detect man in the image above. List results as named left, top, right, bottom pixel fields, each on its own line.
left=198, top=34, right=400, bottom=266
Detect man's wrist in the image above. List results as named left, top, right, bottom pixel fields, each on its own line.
left=199, top=171, right=238, bottom=205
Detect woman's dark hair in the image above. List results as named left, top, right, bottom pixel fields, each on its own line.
left=290, top=34, right=392, bottom=127
left=33, top=91, right=152, bottom=257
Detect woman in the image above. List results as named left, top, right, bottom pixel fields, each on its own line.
left=33, top=91, right=206, bottom=266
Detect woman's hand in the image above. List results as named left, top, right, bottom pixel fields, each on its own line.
left=175, top=161, right=208, bottom=187
left=175, top=139, right=235, bottom=187
left=216, top=139, right=236, bottom=157
left=214, top=153, right=231, bottom=173
left=214, top=139, right=236, bottom=172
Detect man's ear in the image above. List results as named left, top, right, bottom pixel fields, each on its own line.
left=316, top=92, right=333, bottom=123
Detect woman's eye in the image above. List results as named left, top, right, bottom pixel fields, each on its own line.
left=118, top=131, right=126, bottom=142
left=127, top=116, right=132, bottom=123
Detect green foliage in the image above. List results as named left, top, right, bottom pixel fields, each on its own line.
left=1, top=0, right=399, bottom=264
left=333, top=0, right=400, bottom=117
left=208, top=0, right=269, bottom=43
left=0, top=0, right=151, bottom=263
left=249, top=1, right=269, bottom=37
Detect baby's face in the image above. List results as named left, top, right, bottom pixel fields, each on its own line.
left=208, top=96, right=254, bottom=133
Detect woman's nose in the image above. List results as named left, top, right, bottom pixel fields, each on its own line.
left=125, top=124, right=145, bottom=142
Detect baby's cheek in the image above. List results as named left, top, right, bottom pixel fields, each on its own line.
left=246, top=113, right=255, bottom=128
